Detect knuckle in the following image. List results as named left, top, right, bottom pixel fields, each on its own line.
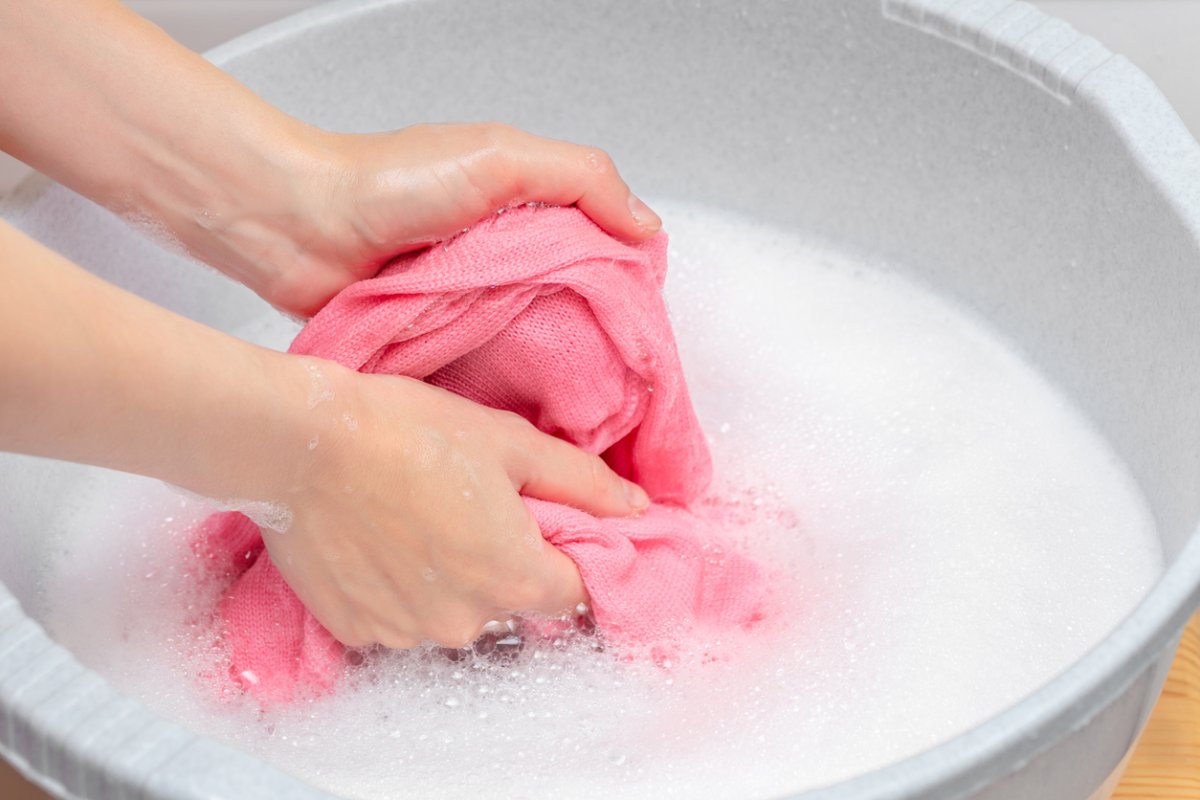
left=473, top=122, right=518, bottom=166
left=333, top=624, right=373, bottom=649
left=478, top=120, right=516, bottom=143
left=378, top=631, right=418, bottom=650
left=492, top=409, right=537, bottom=448
left=583, top=452, right=612, bottom=500
left=473, top=123, right=532, bottom=199
left=582, top=147, right=614, bottom=175
left=493, top=408, right=532, bottom=431
left=503, top=573, right=548, bottom=612
left=430, top=621, right=480, bottom=650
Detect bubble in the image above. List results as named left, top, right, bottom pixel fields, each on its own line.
left=480, top=620, right=510, bottom=636
left=196, top=497, right=293, bottom=534
left=36, top=201, right=1163, bottom=800
left=244, top=503, right=292, bottom=533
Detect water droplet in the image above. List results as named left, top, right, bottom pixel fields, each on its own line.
left=304, top=362, right=334, bottom=409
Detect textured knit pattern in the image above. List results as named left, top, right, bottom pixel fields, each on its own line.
left=195, top=205, right=768, bottom=703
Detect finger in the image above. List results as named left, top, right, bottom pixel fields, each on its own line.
left=486, top=125, right=662, bottom=241
left=507, top=425, right=650, bottom=516
left=374, top=630, right=421, bottom=650
left=486, top=495, right=588, bottom=616
left=318, top=616, right=374, bottom=649
left=525, top=546, right=589, bottom=617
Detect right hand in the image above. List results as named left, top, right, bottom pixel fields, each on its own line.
left=257, top=358, right=649, bottom=649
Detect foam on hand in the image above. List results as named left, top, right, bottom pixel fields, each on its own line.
left=36, top=202, right=1162, bottom=799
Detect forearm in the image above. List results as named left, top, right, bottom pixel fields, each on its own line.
left=0, top=0, right=331, bottom=289
left=0, top=220, right=310, bottom=501
left=0, top=0, right=659, bottom=324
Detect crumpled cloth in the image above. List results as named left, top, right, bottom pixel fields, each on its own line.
left=195, top=205, right=769, bottom=703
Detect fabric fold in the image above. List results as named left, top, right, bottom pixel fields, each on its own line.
left=195, top=205, right=768, bottom=703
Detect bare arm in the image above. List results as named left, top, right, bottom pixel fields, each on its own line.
left=0, top=221, right=649, bottom=647
left=0, top=0, right=661, bottom=317
left=0, top=0, right=658, bottom=647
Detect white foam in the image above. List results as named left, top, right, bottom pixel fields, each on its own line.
left=36, top=202, right=1162, bottom=799
left=217, top=498, right=293, bottom=534
left=170, top=486, right=295, bottom=534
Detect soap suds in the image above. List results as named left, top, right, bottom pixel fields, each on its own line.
left=36, top=201, right=1162, bottom=799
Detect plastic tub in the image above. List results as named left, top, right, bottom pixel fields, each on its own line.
left=2, top=1, right=1199, bottom=797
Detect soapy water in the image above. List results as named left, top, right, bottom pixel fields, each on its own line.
left=36, top=202, right=1162, bottom=799
left=184, top=493, right=293, bottom=533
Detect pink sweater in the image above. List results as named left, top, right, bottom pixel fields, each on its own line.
left=195, top=206, right=769, bottom=703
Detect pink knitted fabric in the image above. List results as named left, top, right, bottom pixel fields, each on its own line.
left=195, top=205, right=768, bottom=703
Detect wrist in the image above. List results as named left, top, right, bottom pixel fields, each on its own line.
left=188, top=350, right=368, bottom=524
left=149, top=122, right=364, bottom=318
left=128, top=116, right=334, bottom=280
left=180, top=347, right=325, bottom=502
left=0, top=0, right=350, bottom=310
left=0, top=224, right=339, bottom=512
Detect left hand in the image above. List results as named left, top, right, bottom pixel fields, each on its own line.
left=176, top=122, right=662, bottom=317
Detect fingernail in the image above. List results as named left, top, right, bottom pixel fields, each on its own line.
left=623, top=480, right=650, bottom=510
left=627, top=193, right=662, bottom=232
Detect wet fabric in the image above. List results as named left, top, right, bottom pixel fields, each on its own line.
left=195, top=205, right=769, bottom=703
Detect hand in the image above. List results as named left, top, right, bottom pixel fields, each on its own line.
left=0, top=1, right=658, bottom=649
left=0, top=1, right=660, bottom=318
left=0, top=222, right=649, bottom=651
left=259, top=360, right=650, bottom=649
left=170, top=123, right=663, bottom=318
